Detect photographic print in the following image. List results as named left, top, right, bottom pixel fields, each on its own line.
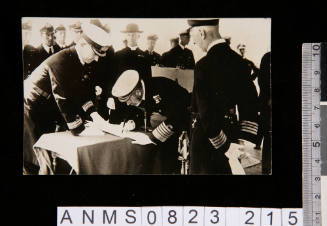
left=22, top=17, right=271, bottom=175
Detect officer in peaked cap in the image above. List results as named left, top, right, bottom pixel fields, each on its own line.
left=187, top=18, right=259, bottom=174
left=23, top=22, right=113, bottom=174
left=108, top=69, right=190, bottom=174
left=115, top=23, right=151, bottom=91
left=160, top=28, right=195, bottom=69
left=144, top=34, right=161, bottom=66
left=24, top=23, right=61, bottom=80
left=54, top=24, right=67, bottom=49
left=39, top=23, right=57, bottom=48
left=67, top=21, right=83, bottom=47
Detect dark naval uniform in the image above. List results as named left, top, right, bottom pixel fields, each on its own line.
left=115, top=47, right=152, bottom=85
left=23, top=44, right=36, bottom=79
left=160, top=45, right=195, bottom=69
left=190, top=41, right=259, bottom=174
left=87, top=46, right=117, bottom=120
left=144, top=50, right=161, bottom=66
left=24, top=47, right=98, bottom=167
left=243, top=58, right=260, bottom=81
left=110, top=77, right=190, bottom=174
left=24, top=44, right=61, bottom=79
left=257, top=52, right=271, bottom=174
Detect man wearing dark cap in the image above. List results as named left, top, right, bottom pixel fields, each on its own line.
left=67, top=21, right=83, bottom=48
left=23, top=22, right=113, bottom=174
left=169, top=37, right=179, bottom=49
left=160, top=29, right=195, bottom=69
left=54, top=24, right=67, bottom=49
left=115, top=23, right=151, bottom=86
left=108, top=70, right=190, bottom=174
left=144, top=34, right=161, bottom=66
left=24, top=23, right=61, bottom=80
left=187, top=18, right=259, bottom=174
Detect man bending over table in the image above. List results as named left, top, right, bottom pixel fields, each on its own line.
left=24, top=22, right=113, bottom=174
left=108, top=70, right=190, bottom=174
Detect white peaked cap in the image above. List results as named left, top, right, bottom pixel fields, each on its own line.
left=81, top=22, right=112, bottom=47
left=112, top=70, right=140, bottom=98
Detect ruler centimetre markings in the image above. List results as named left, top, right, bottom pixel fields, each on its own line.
left=302, top=43, right=322, bottom=226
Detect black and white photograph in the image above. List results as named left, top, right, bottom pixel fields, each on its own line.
left=22, top=17, right=271, bottom=175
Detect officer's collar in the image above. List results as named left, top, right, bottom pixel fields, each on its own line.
left=42, top=43, right=54, bottom=54
left=207, top=39, right=226, bottom=52
left=74, top=46, right=86, bottom=65
left=128, top=46, right=138, bottom=51
left=57, top=42, right=66, bottom=48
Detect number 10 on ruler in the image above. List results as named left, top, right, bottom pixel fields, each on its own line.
left=58, top=207, right=303, bottom=226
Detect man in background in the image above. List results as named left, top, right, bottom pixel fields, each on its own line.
left=160, top=37, right=178, bottom=66
left=144, top=34, right=161, bottom=66
left=237, top=43, right=259, bottom=81
left=67, top=21, right=83, bottom=47
left=160, top=29, right=195, bottom=69
left=54, top=24, right=67, bottom=49
left=122, top=38, right=128, bottom=48
left=24, top=23, right=61, bottom=80
left=22, top=21, right=32, bottom=48
left=170, top=37, right=179, bottom=49
left=115, top=23, right=151, bottom=84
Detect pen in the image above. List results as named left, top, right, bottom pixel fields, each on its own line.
left=122, top=119, right=126, bottom=133
left=144, top=111, right=147, bottom=132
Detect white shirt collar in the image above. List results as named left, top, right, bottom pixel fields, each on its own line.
left=179, top=44, right=185, bottom=50
left=58, top=42, right=66, bottom=48
left=42, top=43, right=54, bottom=54
left=207, top=39, right=226, bottom=52
left=129, top=46, right=138, bottom=51
left=74, top=46, right=85, bottom=65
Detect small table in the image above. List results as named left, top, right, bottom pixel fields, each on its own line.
left=33, top=131, right=158, bottom=175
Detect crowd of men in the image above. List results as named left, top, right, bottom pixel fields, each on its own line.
left=23, top=18, right=271, bottom=175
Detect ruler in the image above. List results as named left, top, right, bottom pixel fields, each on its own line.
left=302, top=43, right=322, bottom=226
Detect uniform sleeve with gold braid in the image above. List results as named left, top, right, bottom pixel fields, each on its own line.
left=49, top=65, right=85, bottom=135
left=82, top=100, right=96, bottom=115
left=208, top=130, right=227, bottom=150
left=151, top=121, right=174, bottom=142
